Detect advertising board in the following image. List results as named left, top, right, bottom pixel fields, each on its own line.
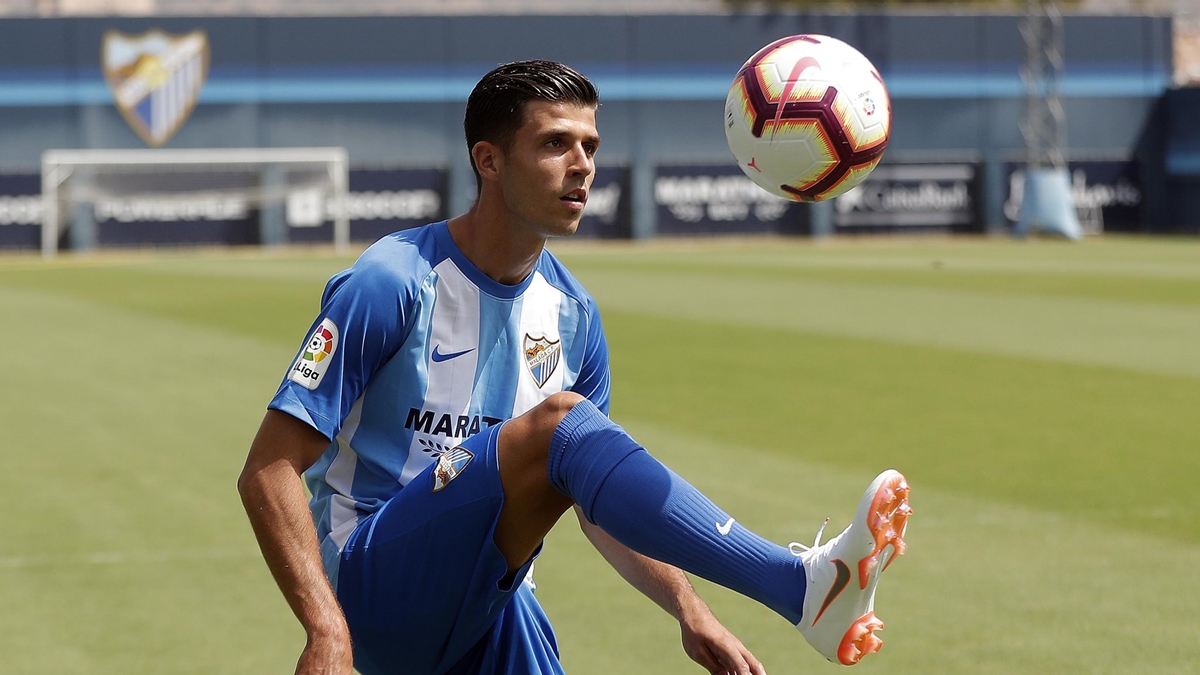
left=834, top=164, right=981, bottom=233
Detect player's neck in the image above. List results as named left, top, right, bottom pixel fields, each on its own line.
left=447, top=208, right=545, bottom=286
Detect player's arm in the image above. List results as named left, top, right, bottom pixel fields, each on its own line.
left=570, top=306, right=764, bottom=672
left=238, top=410, right=352, bottom=675
left=576, top=508, right=765, bottom=675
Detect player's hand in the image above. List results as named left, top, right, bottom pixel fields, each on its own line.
left=294, top=630, right=354, bottom=675
left=679, top=606, right=766, bottom=675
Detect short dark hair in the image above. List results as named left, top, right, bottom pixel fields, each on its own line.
left=463, top=60, right=599, bottom=187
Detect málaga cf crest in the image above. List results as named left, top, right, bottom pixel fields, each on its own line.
left=102, top=29, right=209, bottom=147
left=432, top=446, right=474, bottom=492
left=523, top=335, right=562, bottom=389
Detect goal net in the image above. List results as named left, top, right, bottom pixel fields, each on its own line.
left=41, top=147, right=349, bottom=258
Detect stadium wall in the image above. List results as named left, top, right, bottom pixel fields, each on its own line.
left=0, top=12, right=1174, bottom=248
left=1145, top=86, right=1200, bottom=234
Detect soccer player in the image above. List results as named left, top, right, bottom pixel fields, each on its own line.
left=238, top=60, right=911, bottom=675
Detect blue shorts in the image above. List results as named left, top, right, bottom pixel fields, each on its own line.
left=336, top=424, right=566, bottom=675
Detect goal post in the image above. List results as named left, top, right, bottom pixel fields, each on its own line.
left=41, top=147, right=350, bottom=259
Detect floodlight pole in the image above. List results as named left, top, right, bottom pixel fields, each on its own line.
left=1016, top=0, right=1081, bottom=239
left=1020, top=0, right=1066, bottom=170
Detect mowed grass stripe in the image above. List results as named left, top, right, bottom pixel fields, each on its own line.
left=1, top=287, right=303, bottom=674
left=561, top=256, right=1200, bottom=307
left=555, top=235, right=1200, bottom=278
left=0, top=264, right=329, bottom=346
left=571, top=267, right=1200, bottom=378
left=601, top=308, right=1200, bottom=543
left=0, top=557, right=301, bottom=675
left=0, top=287, right=288, bottom=552
left=555, top=236, right=1200, bottom=307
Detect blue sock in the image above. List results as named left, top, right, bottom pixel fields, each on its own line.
left=547, top=400, right=806, bottom=624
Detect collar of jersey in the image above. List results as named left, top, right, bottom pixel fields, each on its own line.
left=431, top=220, right=541, bottom=300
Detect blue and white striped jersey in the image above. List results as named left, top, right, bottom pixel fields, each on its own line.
left=268, top=221, right=611, bottom=583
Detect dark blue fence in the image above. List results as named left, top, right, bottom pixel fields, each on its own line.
left=0, top=12, right=1178, bottom=239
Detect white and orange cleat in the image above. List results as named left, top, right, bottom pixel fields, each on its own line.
left=792, top=469, right=911, bottom=666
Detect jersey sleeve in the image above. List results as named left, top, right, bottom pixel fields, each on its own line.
left=571, top=302, right=612, bottom=416
left=268, top=256, right=414, bottom=440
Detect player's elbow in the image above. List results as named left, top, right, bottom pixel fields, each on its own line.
left=236, top=463, right=255, bottom=502
left=236, top=457, right=267, bottom=505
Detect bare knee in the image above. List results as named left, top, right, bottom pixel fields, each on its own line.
left=494, top=392, right=585, bottom=555
left=530, top=391, right=586, bottom=431
left=499, top=391, right=586, bottom=472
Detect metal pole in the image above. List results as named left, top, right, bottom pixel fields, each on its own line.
left=1020, top=0, right=1067, bottom=170
left=40, top=161, right=63, bottom=260
left=332, top=151, right=350, bottom=254
left=1017, top=0, right=1080, bottom=239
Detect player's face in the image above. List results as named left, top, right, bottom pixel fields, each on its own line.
left=496, top=101, right=599, bottom=238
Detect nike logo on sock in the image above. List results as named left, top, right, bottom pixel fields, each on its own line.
left=716, top=517, right=735, bottom=536
left=431, top=345, right=475, bottom=363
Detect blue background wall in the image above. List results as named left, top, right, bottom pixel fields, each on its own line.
left=0, top=12, right=1174, bottom=232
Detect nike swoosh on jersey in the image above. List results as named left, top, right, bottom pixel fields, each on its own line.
left=813, top=558, right=852, bottom=626
left=431, top=345, right=476, bottom=363
left=716, top=517, right=735, bottom=536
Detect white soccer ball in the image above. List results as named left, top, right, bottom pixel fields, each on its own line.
left=725, top=34, right=891, bottom=202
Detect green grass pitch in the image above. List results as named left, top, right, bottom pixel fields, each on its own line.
left=1, top=236, right=1197, bottom=674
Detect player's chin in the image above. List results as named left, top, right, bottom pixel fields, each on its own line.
left=545, top=218, right=581, bottom=238
left=544, top=209, right=583, bottom=237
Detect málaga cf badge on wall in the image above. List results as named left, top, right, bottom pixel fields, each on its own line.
left=102, top=29, right=209, bottom=148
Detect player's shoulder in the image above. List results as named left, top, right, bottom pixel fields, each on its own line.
left=357, top=221, right=446, bottom=276
left=535, top=248, right=600, bottom=314
left=318, top=222, right=449, bottom=310
left=333, top=222, right=446, bottom=287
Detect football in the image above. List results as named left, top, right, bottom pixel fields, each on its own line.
left=725, top=34, right=891, bottom=202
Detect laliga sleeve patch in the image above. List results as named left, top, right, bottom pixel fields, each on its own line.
left=289, top=318, right=339, bottom=390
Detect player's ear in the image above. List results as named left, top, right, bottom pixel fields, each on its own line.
left=472, top=141, right=502, bottom=182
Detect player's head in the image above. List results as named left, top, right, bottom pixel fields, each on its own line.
left=464, top=60, right=599, bottom=190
